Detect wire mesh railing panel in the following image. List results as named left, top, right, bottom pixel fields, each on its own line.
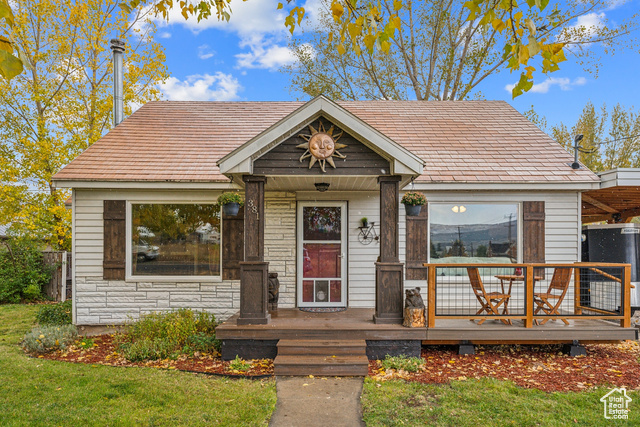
left=577, top=266, right=624, bottom=316
left=531, top=266, right=575, bottom=322
left=434, top=265, right=527, bottom=318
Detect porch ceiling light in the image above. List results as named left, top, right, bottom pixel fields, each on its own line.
left=315, top=182, right=330, bottom=192
left=452, top=205, right=466, bottom=213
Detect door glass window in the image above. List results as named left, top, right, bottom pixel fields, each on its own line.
left=303, top=207, right=341, bottom=240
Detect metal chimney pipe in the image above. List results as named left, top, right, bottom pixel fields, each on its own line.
left=110, top=39, right=125, bottom=127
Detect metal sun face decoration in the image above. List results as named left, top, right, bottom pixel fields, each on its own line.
left=297, top=121, right=347, bottom=172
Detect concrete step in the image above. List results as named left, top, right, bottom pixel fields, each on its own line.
left=277, top=339, right=367, bottom=356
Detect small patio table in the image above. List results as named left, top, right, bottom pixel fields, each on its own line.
left=493, top=274, right=543, bottom=319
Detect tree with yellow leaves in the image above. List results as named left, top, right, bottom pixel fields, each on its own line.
left=527, top=102, right=640, bottom=172
left=0, top=0, right=24, bottom=80
left=286, top=0, right=637, bottom=101
left=0, top=0, right=167, bottom=250
left=125, top=0, right=637, bottom=97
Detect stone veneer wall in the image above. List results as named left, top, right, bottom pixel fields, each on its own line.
left=75, top=278, right=241, bottom=325
left=264, top=192, right=297, bottom=308
left=73, top=189, right=296, bottom=325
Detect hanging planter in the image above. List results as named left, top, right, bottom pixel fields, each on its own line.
left=218, top=192, right=244, bottom=216
left=401, top=192, right=427, bottom=217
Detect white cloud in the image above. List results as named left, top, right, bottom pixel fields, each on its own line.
left=574, top=12, right=606, bottom=32
left=504, top=77, right=587, bottom=94
left=159, top=73, right=242, bottom=101
left=150, top=0, right=321, bottom=71
left=153, top=0, right=289, bottom=36
left=198, top=44, right=215, bottom=60
left=560, top=12, right=606, bottom=44
left=235, top=39, right=297, bottom=70
left=158, top=31, right=172, bottom=39
left=606, top=0, right=629, bottom=11
left=301, top=0, right=325, bottom=30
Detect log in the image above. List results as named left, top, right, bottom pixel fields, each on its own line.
left=403, top=307, right=426, bottom=328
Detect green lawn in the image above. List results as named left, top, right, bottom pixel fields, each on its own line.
left=362, top=377, right=639, bottom=426
left=0, top=304, right=276, bottom=426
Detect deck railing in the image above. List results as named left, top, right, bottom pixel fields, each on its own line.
left=423, top=263, right=632, bottom=328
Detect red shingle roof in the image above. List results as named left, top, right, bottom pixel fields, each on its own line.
left=53, top=100, right=599, bottom=184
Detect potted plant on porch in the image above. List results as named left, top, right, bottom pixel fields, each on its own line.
left=218, top=192, right=244, bottom=216
left=401, top=191, right=427, bottom=216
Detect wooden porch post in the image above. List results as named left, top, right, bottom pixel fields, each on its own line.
left=374, top=175, right=404, bottom=324
left=525, top=265, right=534, bottom=328
left=622, top=264, right=632, bottom=328
left=238, top=175, right=270, bottom=325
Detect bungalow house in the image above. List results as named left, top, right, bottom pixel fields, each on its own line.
left=52, top=95, right=636, bottom=373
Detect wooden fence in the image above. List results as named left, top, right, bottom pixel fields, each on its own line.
left=42, top=251, right=71, bottom=301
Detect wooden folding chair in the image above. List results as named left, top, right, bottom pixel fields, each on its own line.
left=467, top=268, right=511, bottom=325
left=534, top=267, right=573, bottom=325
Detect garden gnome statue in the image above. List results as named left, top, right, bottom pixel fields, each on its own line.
left=403, top=287, right=426, bottom=327
left=268, top=272, right=280, bottom=311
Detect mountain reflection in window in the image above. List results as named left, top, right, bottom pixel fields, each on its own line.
left=430, top=204, right=518, bottom=263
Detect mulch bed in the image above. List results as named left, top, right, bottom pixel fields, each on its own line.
left=39, top=335, right=640, bottom=391
left=38, top=335, right=273, bottom=378
left=369, top=341, right=640, bottom=392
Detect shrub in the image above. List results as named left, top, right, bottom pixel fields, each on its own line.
left=228, top=355, right=251, bottom=372
left=119, top=338, right=176, bottom=362
left=76, top=337, right=95, bottom=349
left=117, top=309, right=220, bottom=361
left=185, top=332, right=221, bottom=354
left=22, top=324, right=78, bottom=354
left=0, top=238, right=51, bottom=303
left=381, top=355, right=425, bottom=373
left=36, top=300, right=72, bottom=325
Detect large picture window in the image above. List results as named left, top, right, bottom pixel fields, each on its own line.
left=131, top=204, right=221, bottom=277
left=430, top=203, right=518, bottom=263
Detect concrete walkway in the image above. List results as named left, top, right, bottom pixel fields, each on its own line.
left=269, top=376, right=365, bottom=427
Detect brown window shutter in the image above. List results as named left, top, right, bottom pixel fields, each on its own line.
left=405, top=204, right=429, bottom=280
left=223, top=206, right=244, bottom=280
left=523, top=201, right=545, bottom=263
left=103, top=200, right=126, bottom=280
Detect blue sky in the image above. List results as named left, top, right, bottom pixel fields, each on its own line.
left=147, top=0, right=640, bottom=131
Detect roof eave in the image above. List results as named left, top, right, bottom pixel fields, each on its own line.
left=52, top=179, right=238, bottom=190
left=410, top=181, right=600, bottom=191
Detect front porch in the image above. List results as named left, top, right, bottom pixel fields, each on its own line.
left=217, top=307, right=636, bottom=360
left=218, top=262, right=637, bottom=362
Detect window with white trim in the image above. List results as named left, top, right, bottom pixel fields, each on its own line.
left=131, top=203, right=221, bottom=277
left=429, top=203, right=519, bottom=263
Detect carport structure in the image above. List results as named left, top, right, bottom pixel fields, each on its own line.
left=582, top=169, right=640, bottom=223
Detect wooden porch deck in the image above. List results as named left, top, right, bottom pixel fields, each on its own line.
left=216, top=308, right=637, bottom=344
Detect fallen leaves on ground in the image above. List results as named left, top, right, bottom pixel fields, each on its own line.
left=39, top=335, right=273, bottom=377
left=370, top=341, right=640, bottom=392
left=39, top=335, right=640, bottom=391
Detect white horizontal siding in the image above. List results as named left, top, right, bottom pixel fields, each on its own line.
left=404, top=190, right=581, bottom=288
left=73, top=187, right=582, bottom=324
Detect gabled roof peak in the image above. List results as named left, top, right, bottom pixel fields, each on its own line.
left=217, top=95, right=425, bottom=177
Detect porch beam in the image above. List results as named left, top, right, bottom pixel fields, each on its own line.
left=582, top=195, right=618, bottom=214
left=374, top=175, right=404, bottom=324
left=238, top=175, right=270, bottom=325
